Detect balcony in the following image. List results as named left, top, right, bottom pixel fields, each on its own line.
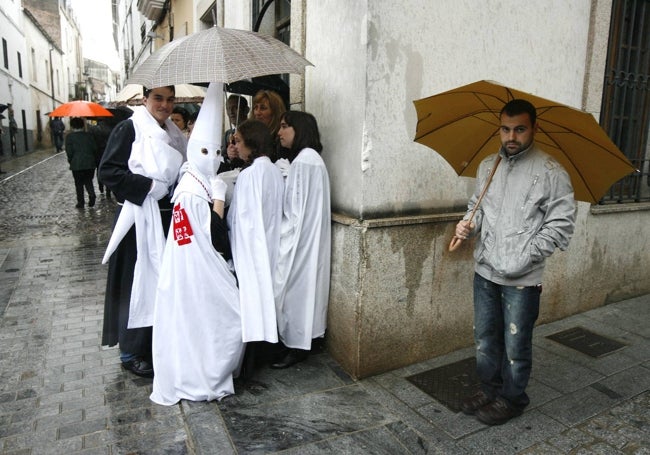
left=136, top=0, right=165, bottom=21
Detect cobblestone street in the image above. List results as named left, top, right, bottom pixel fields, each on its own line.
left=0, top=151, right=191, bottom=454
left=0, top=150, right=648, bottom=454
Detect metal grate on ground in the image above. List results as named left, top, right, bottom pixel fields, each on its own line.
left=546, top=326, right=627, bottom=358
left=406, top=357, right=479, bottom=413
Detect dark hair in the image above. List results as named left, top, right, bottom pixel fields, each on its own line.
left=281, top=111, right=323, bottom=159
left=236, top=119, right=274, bottom=163
left=143, top=85, right=175, bottom=97
left=70, top=117, right=85, bottom=130
left=500, top=99, right=537, bottom=125
left=172, top=106, right=189, bottom=123
left=188, top=111, right=198, bottom=125
left=227, top=94, right=249, bottom=110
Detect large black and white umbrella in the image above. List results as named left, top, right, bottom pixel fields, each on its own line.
left=126, top=26, right=312, bottom=87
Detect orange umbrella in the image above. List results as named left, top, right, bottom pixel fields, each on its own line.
left=413, top=80, right=637, bottom=250
left=48, top=101, right=113, bottom=118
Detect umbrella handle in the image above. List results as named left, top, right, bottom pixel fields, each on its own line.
left=449, top=236, right=464, bottom=251
left=448, top=155, right=502, bottom=253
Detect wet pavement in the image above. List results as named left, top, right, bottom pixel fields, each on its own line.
left=0, top=149, right=648, bottom=454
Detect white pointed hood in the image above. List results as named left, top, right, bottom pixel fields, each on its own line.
left=187, top=82, right=224, bottom=179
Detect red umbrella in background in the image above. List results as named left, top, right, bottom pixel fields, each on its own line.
left=48, top=101, right=113, bottom=118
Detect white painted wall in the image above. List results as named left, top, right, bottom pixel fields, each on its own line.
left=23, top=17, right=62, bottom=114
left=305, top=0, right=369, bottom=217
left=24, top=12, right=64, bottom=147
left=1, top=0, right=32, bottom=149
left=306, top=0, right=592, bottom=219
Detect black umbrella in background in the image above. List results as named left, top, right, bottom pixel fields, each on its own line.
left=225, top=75, right=289, bottom=108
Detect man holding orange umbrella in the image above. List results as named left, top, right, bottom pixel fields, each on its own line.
left=455, top=99, right=575, bottom=425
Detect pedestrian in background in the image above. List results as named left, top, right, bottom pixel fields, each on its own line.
left=250, top=90, right=287, bottom=161
left=8, top=107, right=18, bottom=156
left=170, top=106, right=191, bottom=139
left=99, top=85, right=186, bottom=378
left=89, top=119, right=113, bottom=199
left=456, top=99, right=575, bottom=425
left=0, top=126, right=5, bottom=174
left=65, top=117, right=97, bottom=209
left=272, top=111, right=331, bottom=369
left=221, top=95, right=249, bottom=171
left=51, top=117, right=65, bottom=153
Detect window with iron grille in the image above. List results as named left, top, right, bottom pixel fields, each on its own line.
left=600, top=0, right=650, bottom=203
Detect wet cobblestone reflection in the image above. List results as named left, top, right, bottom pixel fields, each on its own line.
left=0, top=150, right=648, bottom=454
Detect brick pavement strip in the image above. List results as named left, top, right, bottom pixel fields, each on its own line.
left=0, top=153, right=194, bottom=454
left=2, top=151, right=649, bottom=454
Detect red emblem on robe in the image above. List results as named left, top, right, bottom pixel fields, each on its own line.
left=172, top=203, right=193, bottom=246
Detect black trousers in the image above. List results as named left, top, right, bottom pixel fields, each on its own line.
left=72, top=169, right=96, bottom=205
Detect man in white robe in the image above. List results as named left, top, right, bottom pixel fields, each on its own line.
left=99, top=86, right=186, bottom=378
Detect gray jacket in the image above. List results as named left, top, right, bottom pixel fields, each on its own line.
left=467, top=144, right=575, bottom=286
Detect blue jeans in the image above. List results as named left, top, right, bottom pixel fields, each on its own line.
left=473, top=273, right=541, bottom=410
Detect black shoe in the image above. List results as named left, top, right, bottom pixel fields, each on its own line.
left=121, top=358, right=154, bottom=378
left=461, top=390, right=493, bottom=415
left=270, top=348, right=309, bottom=369
left=75, top=203, right=84, bottom=209
left=475, top=397, right=522, bottom=425
left=89, top=196, right=96, bottom=207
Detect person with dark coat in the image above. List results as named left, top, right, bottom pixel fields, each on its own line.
left=65, top=117, right=98, bottom=208
left=51, top=117, right=65, bottom=153
left=89, top=120, right=113, bottom=199
left=98, top=86, right=186, bottom=378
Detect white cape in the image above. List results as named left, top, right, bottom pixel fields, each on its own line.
left=151, top=174, right=244, bottom=406
left=227, top=156, right=284, bottom=343
left=273, top=148, right=331, bottom=350
left=101, top=107, right=184, bottom=329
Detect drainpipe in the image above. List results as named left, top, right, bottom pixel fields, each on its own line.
left=48, top=47, right=56, bottom=110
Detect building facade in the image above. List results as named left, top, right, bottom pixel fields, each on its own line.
left=1, top=0, right=32, bottom=155
left=1, top=0, right=85, bottom=153
left=124, top=0, right=650, bottom=378
left=23, top=7, right=64, bottom=149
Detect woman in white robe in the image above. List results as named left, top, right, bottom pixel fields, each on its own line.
left=272, top=111, right=331, bottom=369
left=228, top=120, right=284, bottom=345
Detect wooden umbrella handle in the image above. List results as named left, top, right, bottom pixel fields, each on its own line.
left=449, top=155, right=502, bottom=252
left=449, top=236, right=464, bottom=251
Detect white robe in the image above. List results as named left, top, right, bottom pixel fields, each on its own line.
left=227, top=156, right=284, bottom=343
left=150, top=172, right=244, bottom=406
left=101, top=106, right=185, bottom=328
left=273, top=148, right=331, bottom=350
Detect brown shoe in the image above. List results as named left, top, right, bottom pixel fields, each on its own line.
left=475, top=397, right=522, bottom=425
left=461, top=390, right=493, bottom=415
